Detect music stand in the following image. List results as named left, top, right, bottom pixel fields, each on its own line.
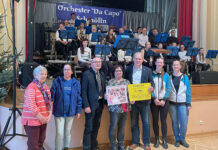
left=147, top=48, right=159, bottom=57
left=59, top=30, right=68, bottom=39
left=94, top=44, right=111, bottom=61
left=186, top=48, right=199, bottom=57
left=183, top=40, right=195, bottom=48
left=155, top=33, right=169, bottom=43
left=206, top=50, right=218, bottom=71
left=180, top=36, right=191, bottom=44
left=75, top=19, right=86, bottom=27
left=65, top=26, right=76, bottom=31
left=85, top=26, right=92, bottom=34
left=91, top=32, right=101, bottom=42
left=68, top=30, right=76, bottom=39
left=166, top=46, right=179, bottom=56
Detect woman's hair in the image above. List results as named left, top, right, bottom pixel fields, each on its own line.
left=199, top=48, right=205, bottom=62
left=33, top=65, right=47, bottom=78
left=155, top=57, right=165, bottom=90
left=112, top=65, right=123, bottom=77
left=63, top=64, right=73, bottom=71
left=172, top=59, right=181, bottom=65
left=80, top=38, right=88, bottom=54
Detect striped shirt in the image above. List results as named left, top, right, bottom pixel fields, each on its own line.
left=21, top=82, right=51, bottom=126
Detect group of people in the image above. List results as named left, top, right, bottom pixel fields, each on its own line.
left=21, top=51, right=192, bottom=150
left=55, top=15, right=210, bottom=80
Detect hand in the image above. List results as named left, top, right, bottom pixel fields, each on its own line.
left=187, top=106, right=192, bottom=111
left=154, top=99, right=161, bottom=106
left=143, top=59, right=147, bottom=62
left=76, top=113, right=81, bottom=119
left=104, top=105, right=108, bottom=110
left=160, top=100, right=166, bottom=107
left=87, top=61, right=91, bottom=65
left=46, top=111, right=52, bottom=123
left=148, top=87, right=154, bottom=93
left=130, top=100, right=135, bottom=104
left=37, top=113, right=47, bottom=124
left=85, top=107, right=91, bottom=113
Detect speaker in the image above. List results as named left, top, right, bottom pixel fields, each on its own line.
left=191, top=71, right=218, bottom=84
left=19, top=62, right=38, bottom=88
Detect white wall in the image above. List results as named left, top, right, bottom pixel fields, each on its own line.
left=16, top=0, right=26, bottom=62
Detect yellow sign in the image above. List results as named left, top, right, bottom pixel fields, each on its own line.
left=128, top=83, right=151, bottom=101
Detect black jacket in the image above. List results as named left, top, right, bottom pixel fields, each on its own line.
left=81, top=68, right=106, bottom=110
left=124, top=65, right=155, bottom=105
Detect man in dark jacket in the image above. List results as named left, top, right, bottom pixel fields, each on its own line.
left=166, top=30, right=179, bottom=46
left=82, top=57, right=106, bottom=150
left=125, top=52, right=154, bottom=150
left=51, top=64, right=82, bottom=150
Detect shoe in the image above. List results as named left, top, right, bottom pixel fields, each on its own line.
left=111, top=145, right=117, bottom=150
left=154, top=137, right=159, bottom=148
left=63, top=148, right=69, bottom=150
left=141, top=145, right=151, bottom=150
left=174, top=141, right=180, bottom=147
left=180, top=140, right=189, bottom=148
left=118, top=145, right=125, bottom=150
left=91, top=147, right=100, bottom=150
left=162, top=139, right=168, bottom=149
left=128, top=144, right=138, bottom=150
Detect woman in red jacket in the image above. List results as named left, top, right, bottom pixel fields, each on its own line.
left=21, top=65, right=52, bottom=150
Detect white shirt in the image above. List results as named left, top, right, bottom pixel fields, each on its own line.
left=68, top=19, right=75, bottom=27
left=55, top=29, right=72, bottom=42
left=134, top=33, right=141, bottom=39
left=117, top=49, right=132, bottom=62
left=196, top=54, right=206, bottom=64
left=178, top=51, right=191, bottom=62
left=132, top=66, right=142, bottom=84
left=138, top=34, right=148, bottom=47
left=77, top=29, right=87, bottom=40
left=77, top=47, right=92, bottom=63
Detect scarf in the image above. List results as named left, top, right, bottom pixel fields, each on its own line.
left=33, top=79, right=51, bottom=110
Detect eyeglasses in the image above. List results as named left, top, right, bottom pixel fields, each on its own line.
left=92, top=61, right=102, bottom=64
left=115, top=70, right=122, bottom=72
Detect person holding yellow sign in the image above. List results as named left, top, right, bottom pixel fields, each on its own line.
left=124, top=52, right=154, bottom=150
left=150, top=57, right=171, bottom=149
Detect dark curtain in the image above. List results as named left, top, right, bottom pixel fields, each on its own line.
left=145, top=0, right=178, bottom=32
left=178, top=0, right=193, bottom=41
left=124, top=11, right=163, bottom=32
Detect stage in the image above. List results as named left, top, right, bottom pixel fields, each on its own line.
left=0, top=83, right=218, bottom=150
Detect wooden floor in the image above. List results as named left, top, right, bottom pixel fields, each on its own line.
left=70, top=132, right=218, bottom=150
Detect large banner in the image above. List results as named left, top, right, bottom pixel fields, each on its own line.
left=56, top=3, right=124, bottom=28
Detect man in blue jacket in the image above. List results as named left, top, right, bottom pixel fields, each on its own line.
left=82, top=57, right=106, bottom=150
left=51, top=64, right=82, bottom=150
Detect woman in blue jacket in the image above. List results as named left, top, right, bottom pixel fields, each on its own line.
left=51, top=64, right=82, bottom=150
left=169, top=60, right=191, bottom=148
left=151, top=57, right=171, bottom=149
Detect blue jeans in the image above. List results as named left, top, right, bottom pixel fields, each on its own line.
left=109, top=112, right=127, bottom=146
left=169, top=104, right=189, bottom=141
left=130, top=102, right=150, bottom=146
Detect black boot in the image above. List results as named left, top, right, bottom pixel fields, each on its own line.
left=180, top=140, right=189, bottom=148
left=162, top=139, right=168, bottom=149
left=63, top=147, right=69, bottom=150
left=154, top=137, right=159, bottom=148
left=111, top=144, right=117, bottom=150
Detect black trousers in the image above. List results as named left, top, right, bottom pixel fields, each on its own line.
left=150, top=100, right=169, bottom=139
left=83, top=101, right=104, bottom=150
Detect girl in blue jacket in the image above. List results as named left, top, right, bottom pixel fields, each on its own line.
left=151, top=57, right=171, bottom=149
left=169, top=60, right=191, bottom=148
